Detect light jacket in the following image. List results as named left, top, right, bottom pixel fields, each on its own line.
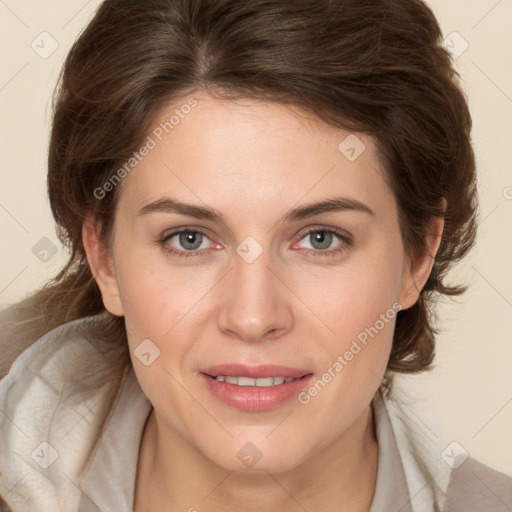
left=0, top=315, right=511, bottom=511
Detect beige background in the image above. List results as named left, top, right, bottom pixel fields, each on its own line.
left=1, top=0, right=511, bottom=476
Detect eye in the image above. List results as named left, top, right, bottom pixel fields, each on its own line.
left=294, top=227, right=352, bottom=257
left=159, top=228, right=216, bottom=258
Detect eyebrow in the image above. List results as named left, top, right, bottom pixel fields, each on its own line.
left=136, top=196, right=375, bottom=223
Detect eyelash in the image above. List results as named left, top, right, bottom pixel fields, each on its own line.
left=158, top=226, right=352, bottom=259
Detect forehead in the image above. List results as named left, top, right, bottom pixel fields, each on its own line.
left=116, top=93, right=392, bottom=219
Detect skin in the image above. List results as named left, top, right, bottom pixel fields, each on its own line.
left=83, top=92, right=444, bottom=511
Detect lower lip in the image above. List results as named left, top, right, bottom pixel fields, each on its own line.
left=200, top=374, right=314, bottom=411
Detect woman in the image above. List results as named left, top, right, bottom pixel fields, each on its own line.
left=0, top=0, right=510, bottom=510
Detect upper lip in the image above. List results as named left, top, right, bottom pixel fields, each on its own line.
left=200, top=364, right=312, bottom=379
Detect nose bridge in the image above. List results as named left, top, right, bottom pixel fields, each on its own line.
left=217, top=238, right=292, bottom=342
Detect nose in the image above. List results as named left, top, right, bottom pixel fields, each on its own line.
left=216, top=246, right=294, bottom=344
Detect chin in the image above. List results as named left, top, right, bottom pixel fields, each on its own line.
left=199, top=436, right=310, bottom=475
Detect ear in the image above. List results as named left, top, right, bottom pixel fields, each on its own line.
left=82, top=216, right=124, bottom=316
left=398, top=201, right=446, bottom=310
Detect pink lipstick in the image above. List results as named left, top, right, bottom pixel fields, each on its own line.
left=199, top=364, right=314, bottom=411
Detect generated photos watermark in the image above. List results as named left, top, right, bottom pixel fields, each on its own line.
left=297, top=301, right=403, bottom=404
left=94, top=97, right=198, bottom=200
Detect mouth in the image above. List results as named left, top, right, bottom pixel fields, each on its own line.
left=206, top=375, right=305, bottom=387
left=199, top=364, right=314, bottom=411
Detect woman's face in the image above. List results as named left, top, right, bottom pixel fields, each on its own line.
left=91, top=92, right=424, bottom=472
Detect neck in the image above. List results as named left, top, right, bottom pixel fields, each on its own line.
left=135, top=404, right=378, bottom=512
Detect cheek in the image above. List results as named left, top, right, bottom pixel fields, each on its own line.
left=297, top=247, right=403, bottom=343
left=114, top=246, right=203, bottom=341
left=295, top=278, right=399, bottom=428
left=293, top=245, right=403, bottom=397
left=114, top=255, right=195, bottom=414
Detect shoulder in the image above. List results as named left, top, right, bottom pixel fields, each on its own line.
left=443, top=457, right=512, bottom=511
left=0, top=313, right=122, bottom=404
left=380, top=385, right=512, bottom=512
left=0, top=312, right=126, bottom=391
left=0, top=315, right=127, bottom=511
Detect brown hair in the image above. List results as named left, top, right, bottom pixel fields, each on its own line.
left=5, top=0, right=477, bottom=393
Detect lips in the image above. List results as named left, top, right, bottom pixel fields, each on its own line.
left=199, top=364, right=314, bottom=411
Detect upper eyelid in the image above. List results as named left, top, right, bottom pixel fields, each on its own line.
left=161, top=226, right=212, bottom=240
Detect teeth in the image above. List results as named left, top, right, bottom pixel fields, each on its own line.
left=214, top=375, right=298, bottom=387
